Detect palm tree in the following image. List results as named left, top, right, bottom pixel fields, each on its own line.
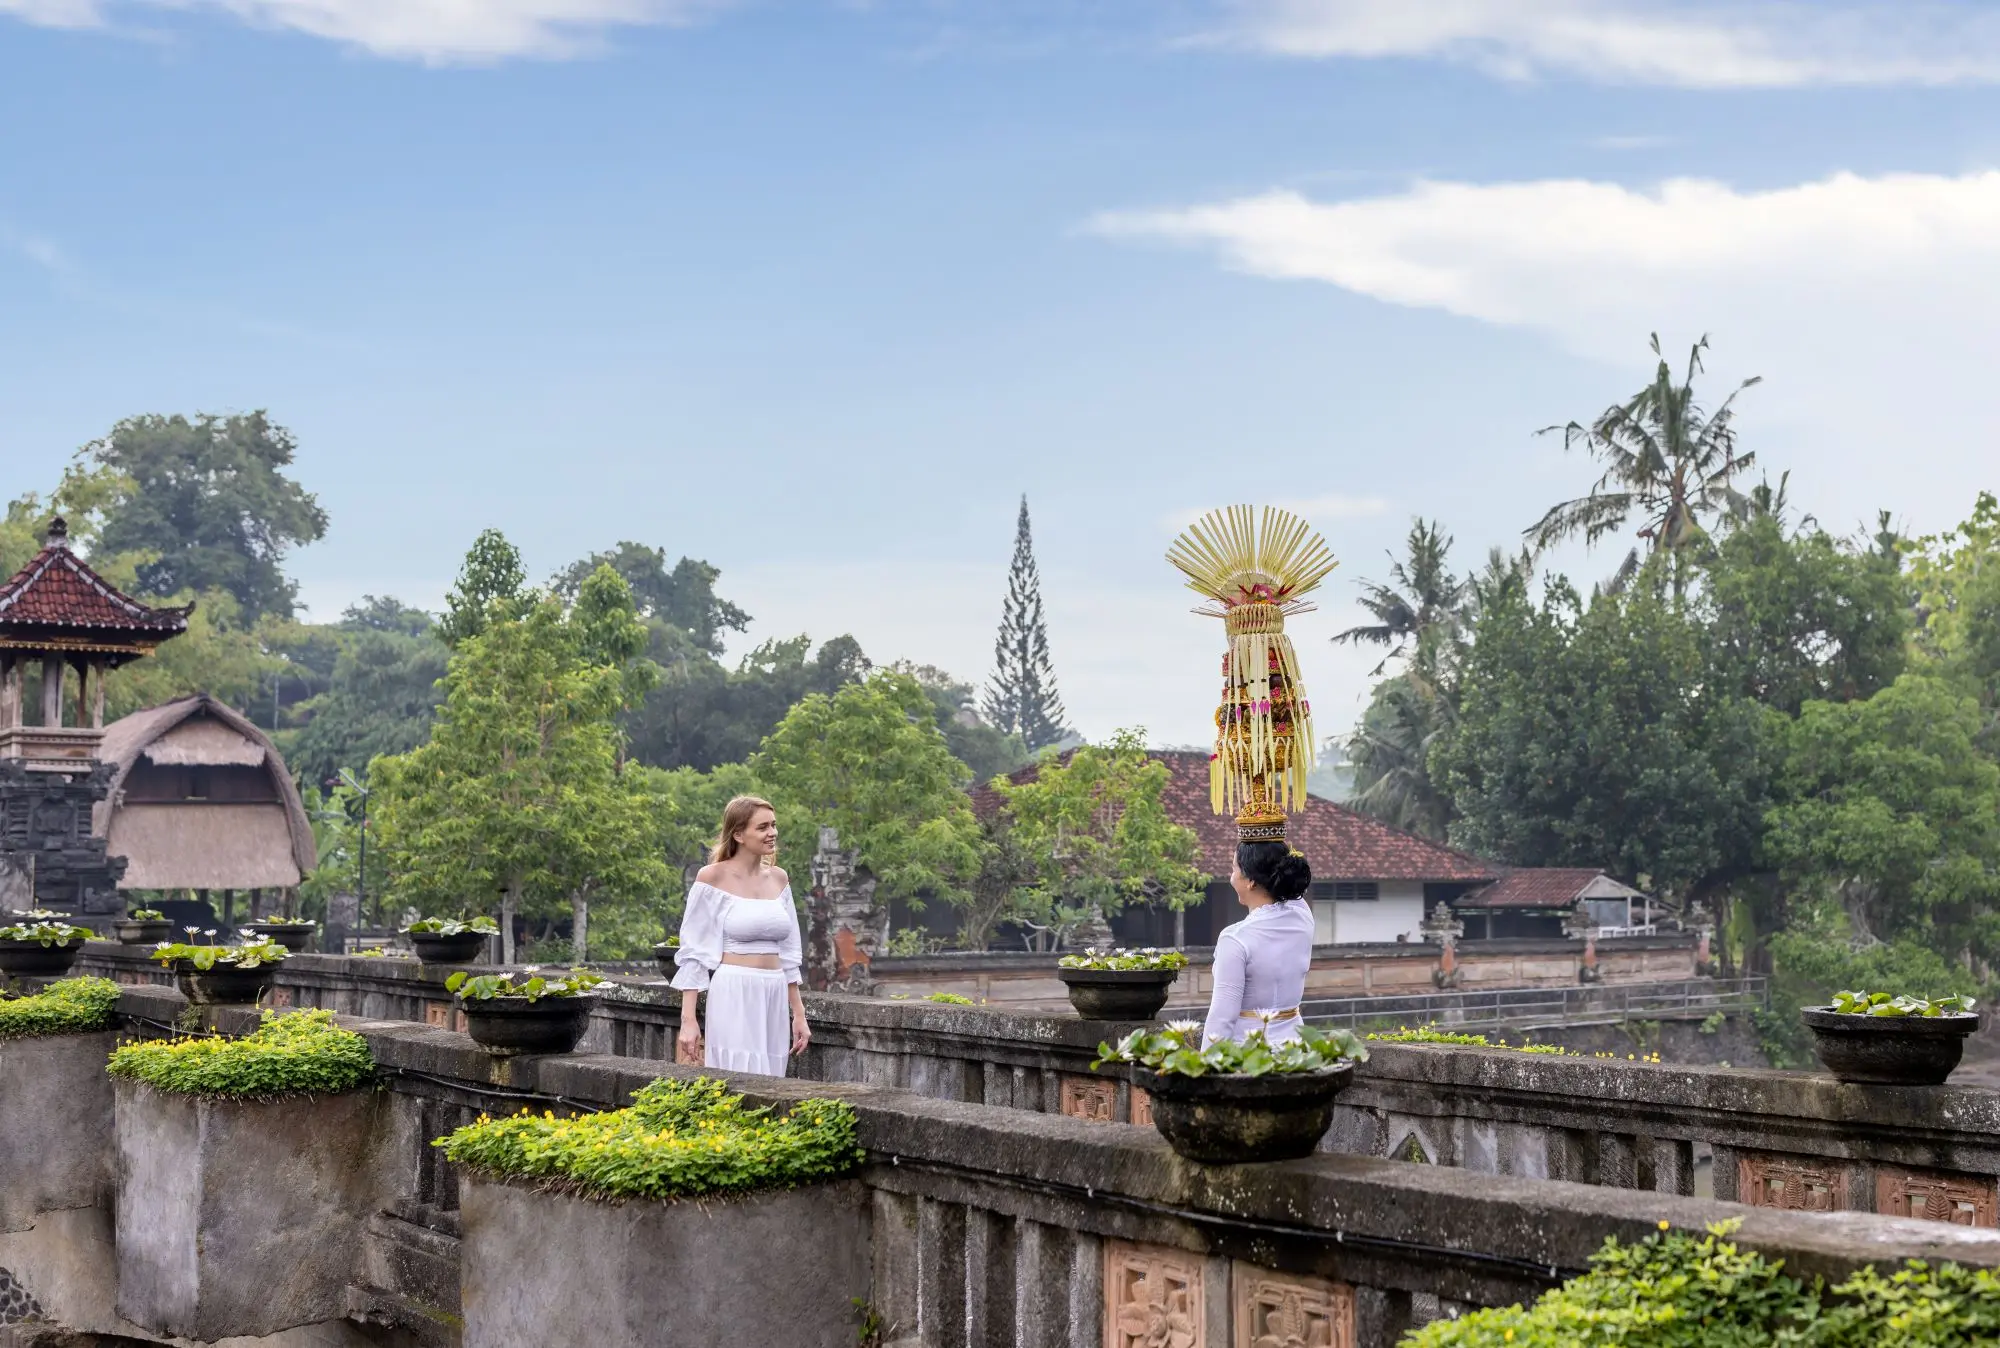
left=1344, top=673, right=1454, bottom=841
left=1333, top=519, right=1468, bottom=676
left=1528, top=333, right=1760, bottom=591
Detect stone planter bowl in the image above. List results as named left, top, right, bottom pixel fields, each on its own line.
left=653, top=942, right=680, bottom=981
left=244, top=922, right=316, bottom=953
left=1801, top=1007, right=1980, bottom=1086
left=174, top=961, right=279, bottom=1006
left=408, top=931, right=491, bottom=965
left=0, top=937, right=85, bottom=977
left=116, top=919, right=174, bottom=946
left=1056, top=967, right=1179, bottom=1021
left=1134, top=1062, right=1355, bottom=1164
left=459, top=996, right=593, bottom=1056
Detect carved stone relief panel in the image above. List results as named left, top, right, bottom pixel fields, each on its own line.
left=1876, top=1166, right=1999, bottom=1227
left=1061, top=1074, right=1117, bottom=1124
left=1737, top=1153, right=1849, bottom=1212
left=1130, top=1085, right=1153, bottom=1128
left=1105, top=1239, right=1203, bottom=1348
left=1232, top=1264, right=1354, bottom=1348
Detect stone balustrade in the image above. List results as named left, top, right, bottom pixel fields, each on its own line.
left=3, top=981, right=1991, bottom=1347
left=73, top=942, right=2000, bottom=1233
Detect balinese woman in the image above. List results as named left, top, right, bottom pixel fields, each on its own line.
left=672, top=795, right=811, bottom=1076
left=1201, top=842, right=1315, bottom=1048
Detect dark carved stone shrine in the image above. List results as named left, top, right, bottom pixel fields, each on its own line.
left=0, top=518, right=189, bottom=918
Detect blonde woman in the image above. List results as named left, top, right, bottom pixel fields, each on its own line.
left=672, top=796, right=810, bottom=1075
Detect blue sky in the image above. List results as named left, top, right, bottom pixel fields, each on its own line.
left=5, top=1, right=2000, bottom=746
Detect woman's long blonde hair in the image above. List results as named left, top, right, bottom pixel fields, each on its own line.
left=711, top=795, right=777, bottom=865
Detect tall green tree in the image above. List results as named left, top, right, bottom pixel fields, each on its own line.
left=891, top=661, right=1032, bottom=785
left=370, top=588, right=667, bottom=963
left=1334, top=518, right=1468, bottom=676
left=1529, top=334, right=1759, bottom=591
left=1434, top=564, right=1768, bottom=900
left=437, top=528, right=529, bottom=649
left=1763, top=672, right=2000, bottom=960
left=83, top=412, right=327, bottom=622
left=983, top=496, right=1069, bottom=751
left=286, top=602, right=450, bottom=789
left=989, top=730, right=1204, bottom=946
left=624, top=632, right=871, bottom=772
left=752, top=671, right=984, bottom=908
left=1345, top=676, right=1456, bottom=841
left=555, top=542, right=751, bottom=658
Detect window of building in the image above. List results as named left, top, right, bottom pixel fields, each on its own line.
left=1308, top=880, right=1380, bottom=903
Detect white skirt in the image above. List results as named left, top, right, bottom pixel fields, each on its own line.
left=704, top=965, right=790, bottom=1077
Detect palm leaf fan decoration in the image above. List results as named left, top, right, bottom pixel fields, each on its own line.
left=1166, top=505, right=1337, bottom=835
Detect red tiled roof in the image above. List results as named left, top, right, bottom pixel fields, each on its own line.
left=1455, top=868, right=1607, bottom=910
left=971, top=749, right=1499, bottom=885
left=0, top=533, right=191, bottom=638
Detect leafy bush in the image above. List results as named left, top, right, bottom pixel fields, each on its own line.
left=126, top=908, right=165, bottom=921
left=0, top=919, right=89, bottom=945
left=150, top=936, right=288, bottom=970
left=249, top=918, right=316, bottom=929
left=445, top=968, right=603, bottom=1002
left=405, top=916, right=499, bottom=936
left=1400, top=1222, right=2000, bottom=1347
left=434, top=1075, right=862, bottom=1202
left=0, top=977, right=121, bottom=1039
left=107, top=1010, right=374, bottom=1098
left=1093, top=1020, right=1366, bottom=1077
left=1366, top=1025, right=1575, bottom=1055
left=1827, top=990, right=1976, bottom=1017
left=1059, top=947, right=1189, bottom=972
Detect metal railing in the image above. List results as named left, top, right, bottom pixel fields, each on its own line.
left=1301, top=976, right=1769, bottom=1034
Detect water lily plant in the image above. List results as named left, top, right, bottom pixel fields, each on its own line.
left=445, top=967, right=603, bottom=1002
left=150, top=934, right=289, bottom=970
left=126, top=908, right=166, bottom=921
left=0, top=919, right=90, bottom=946
left=404, top=916, right=499, bottom=936
left=1058, top=947, right=1189, bottom=972
left=1093, top=1019, right=1367, bottom=1077
left=1828, top=990, right=1976, bottom=1018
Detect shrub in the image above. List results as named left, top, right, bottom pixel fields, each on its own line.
left=1093, top=1020, right=1366, bottom=1076
left=127, top=908, right=166, bottom=921
left=926, top=992, right=976, bottom=1005
left=107, top=1010, right=375, bottom=1099
left=0, top=977, right=121, bottom=1039
left=434, top=1076, right=862, bottom=1202
left=1400, top=1222, right=2000, bottom=1347
left=1059, top=947, right=1188, bottom=972
left=1367, top=1025, right=1576, bottom=1056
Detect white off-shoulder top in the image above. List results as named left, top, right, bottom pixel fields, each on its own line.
left=671, top=881, right=804, bottom=990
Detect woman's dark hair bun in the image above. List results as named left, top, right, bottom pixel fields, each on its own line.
left=1236, top=841, right=1312, bottom=902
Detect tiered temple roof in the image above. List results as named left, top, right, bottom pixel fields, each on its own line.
left=0, top=518, right=191, bottom=662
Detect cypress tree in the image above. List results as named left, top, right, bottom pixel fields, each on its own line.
left=983, top=497, right=1069, bottom=751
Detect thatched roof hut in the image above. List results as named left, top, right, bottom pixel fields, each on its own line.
left=92, top=694, right=316, bottom=890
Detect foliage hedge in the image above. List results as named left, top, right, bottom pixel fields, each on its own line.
left=0, top=977, right=121, bottom=1039
left=1402, top=1223, right=2000, bottom=1347
left=106, top=1010, right=375, bottom=1098
left=434, top=1075, right=862, bottom=1202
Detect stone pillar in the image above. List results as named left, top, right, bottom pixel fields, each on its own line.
left=1422, top=901, right=1463, bottom=989
left=40, top=656, right=62, bottom=727
left=806, top=827, right=883, bottom=993
left=0, top=656, right=19, bottom=729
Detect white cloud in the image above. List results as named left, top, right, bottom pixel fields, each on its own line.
left=1228, top=0, right=2000, bottom=87
left=2, top=0, right=732, bottom=62
left=1094, top=168, right=2000, bottom=543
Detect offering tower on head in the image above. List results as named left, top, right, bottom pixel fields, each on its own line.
left=1165, top=505, right=1337, bottom=844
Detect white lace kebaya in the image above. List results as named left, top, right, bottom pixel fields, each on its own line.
left=1201, top=897, right=1314, bottom=1049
